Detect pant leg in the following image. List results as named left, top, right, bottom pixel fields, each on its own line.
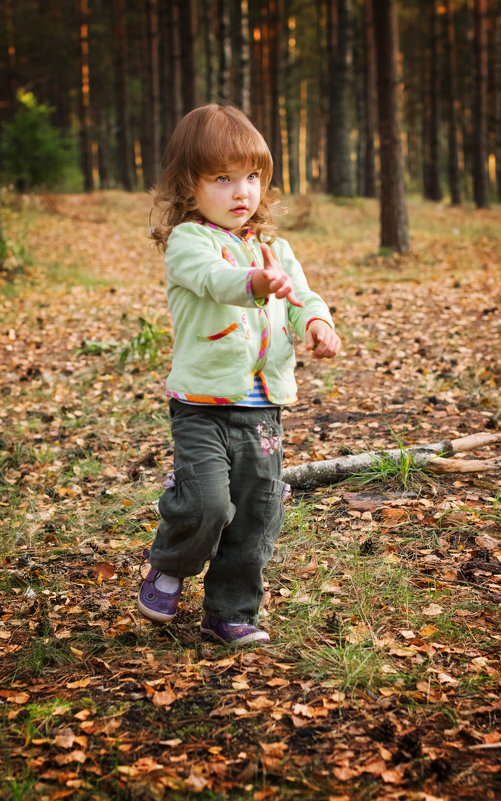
left=149, top=401, right=236, bottom=578
left=203, top=407, right=286, bottom=624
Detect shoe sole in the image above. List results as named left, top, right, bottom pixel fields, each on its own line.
left=137, top=598, right=176, bottom=623
left=200, top=624, right=270, bottom=645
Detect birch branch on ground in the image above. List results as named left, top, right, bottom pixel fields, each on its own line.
left=282, top=432, right=501, bottom=489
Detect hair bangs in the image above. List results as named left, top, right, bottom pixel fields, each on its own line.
left=191, top=106, right=273, bottom=187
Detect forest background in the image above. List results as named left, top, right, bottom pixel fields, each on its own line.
left=0, top=0, right=500, bottom=214
left=1, top=2, right=501, bottom=801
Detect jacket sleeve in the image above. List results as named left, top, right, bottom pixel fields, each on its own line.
left=271, top=237, right=335, bottom=340
left=165, top=223, right=266, bottom=308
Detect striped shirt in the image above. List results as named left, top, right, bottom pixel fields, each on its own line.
left=180, top=373, right=276, bottom=408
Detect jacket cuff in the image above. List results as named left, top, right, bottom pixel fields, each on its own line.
left=306, top=316, right=333, bottom=331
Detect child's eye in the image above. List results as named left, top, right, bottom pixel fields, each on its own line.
left=216, top=176, right=229, bottom=183
left=248, top=172, right=259, bottom=181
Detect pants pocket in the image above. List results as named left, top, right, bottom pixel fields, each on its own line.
left=257, top=478, right=286, bottom=562
left=156, top=463, right=205, bottom=547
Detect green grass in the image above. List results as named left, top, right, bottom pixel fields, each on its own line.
left=340, top=448, right=431, bottom=494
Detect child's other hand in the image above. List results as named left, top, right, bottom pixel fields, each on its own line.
left=259, top=243, right=304, bottom=308
left=305, top=320, right=342, bottom=359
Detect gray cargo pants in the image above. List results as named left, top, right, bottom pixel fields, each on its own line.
left=149, top=398, right=287, bottom=623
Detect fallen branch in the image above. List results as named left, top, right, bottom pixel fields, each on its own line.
left=282, top=431, right=501, bottom=489
left=427, top=456, right=501, bottom=474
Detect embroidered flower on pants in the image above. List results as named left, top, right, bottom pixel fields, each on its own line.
left=256, top=421, right=281, bottom=456
left=163, top=472, right=176, bottom=489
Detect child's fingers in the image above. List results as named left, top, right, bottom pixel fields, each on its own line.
left=260, top=242, right=277, bottom=268
left=273, top=277, right=304, bottom=307
left=265, top=270, right=304, bottom=307
left=285, top=288, right=304, bottom=307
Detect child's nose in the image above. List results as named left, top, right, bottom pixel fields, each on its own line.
left=233, top=181, right=249, bottom=198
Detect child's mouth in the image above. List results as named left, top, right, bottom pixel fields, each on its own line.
left=231, top=206, right=248, bottom=214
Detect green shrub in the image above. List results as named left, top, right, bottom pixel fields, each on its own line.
left=0, top=90, right=79, bottom=191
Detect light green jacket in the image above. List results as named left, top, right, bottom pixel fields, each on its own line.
left=164, top=221, right=334, bottom=405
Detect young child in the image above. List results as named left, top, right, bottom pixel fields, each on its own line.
left=138, top=104, right=341, bottom=645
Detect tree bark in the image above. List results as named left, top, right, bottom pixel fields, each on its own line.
left=230, top=0, right=250, bottom=113
left=113, top=0, right=135, bottom=190
left=160, top=0, right=182, bottom=149
left=472, top=0, right=490, bottom=208
left=249, top=0, right=265, bottom=136
left=363, top=0, right=377, bottom=198
left=284, top=4, right=299, bottom=194
left=282, top=432, right=501, bottom=489
left=326, top=0, right=354, bottom=197
left=93, top=0, right=112, bottom=189
left=422, top=0, right=442, bottom=201
left=201, top=0, right=214, bottom=103
left=77, top=0, right=94, bottom=192
left=139, top=0, right=161, bottom=190
left=495, top=0, right=501, bottom=201
left=179, top=0, right=196, bottom=114
left=444, top=0, right=461, bottom=205
left=373, top=0, right=409, bottom=253
left=1, top=0, right=17, bottom=123
left=217, top=0, right=231, bottom=102
left=268, top=0, right=284, bottom=188
left=148, top=0, right=161, bottom=187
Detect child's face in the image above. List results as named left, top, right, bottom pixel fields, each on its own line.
left=194, top=163, right=262, bottom=234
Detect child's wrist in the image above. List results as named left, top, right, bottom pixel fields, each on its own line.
left=251, top=270, right=269, bottom=300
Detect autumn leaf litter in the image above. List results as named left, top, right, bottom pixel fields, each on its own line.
left=0, top=192, right=500, bottom=800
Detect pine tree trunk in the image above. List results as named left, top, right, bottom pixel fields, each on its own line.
left=444, top=0, right=461, bottom=205
left=423, top=0, right=442, bottom=201
left=1, top=0, right=17, bottom=123
left=269, top=0, right=284, bottom=188
left=230, top=0, right=250, bottom=113
left=363, top=0, right=377, bottom=198
left=326, top=0, right=354, bottom=197
left=241, top=0, right=251, bottom=114
left=354, top=26, right=365, bottom=197
left=249, top=1, right=265, bottom=136
left=150, top=0, right=161, bottom=185
left=113, top=0, right=135, bottom=190
left=494, top=0, right=501, bottom=201
left=217, top=0, right=231, bottom=102
left=284, top=3, right=299, bottom=194
left=77, top=0, right=94, bottom=192
left=160, top=0, right=182, bottom=148
left=201, top=0, right=214, bottom=103
left=140, top=0, right=161, bottom=190
left=472, top=0, right=490, bottom=208
left=179, top=0, right=196, bottom=113
left=260, top=4, right=272, bottom=145
left=93, top=0, right=111, bottom=188
left=373, top=0, right=409, bottom=253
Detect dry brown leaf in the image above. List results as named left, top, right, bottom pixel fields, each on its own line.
left=54, top=750, right=87, bottom=765
left=152, top=688, right=177, bottom=707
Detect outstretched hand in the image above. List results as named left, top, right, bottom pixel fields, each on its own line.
left=252, top=243, right=304, bottom=308
left=305, top=319, right=342, bottom=360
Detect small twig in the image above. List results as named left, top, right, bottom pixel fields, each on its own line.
left=467, top=742, right=501, bottom=750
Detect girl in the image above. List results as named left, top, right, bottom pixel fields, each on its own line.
left=138, top=104, right=341, bottom=645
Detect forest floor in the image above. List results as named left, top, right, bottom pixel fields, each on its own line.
left=0, top=191, right=500, bottom=801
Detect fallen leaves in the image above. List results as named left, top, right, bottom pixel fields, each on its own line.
left=1, top=194, right=501, bottom=800
left=421, top=603, right=444, bottom=617
left=152, top=687, right=177, bottom=707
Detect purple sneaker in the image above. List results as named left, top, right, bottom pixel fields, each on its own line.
left=200, top=614, right=270, bottom=645
left=137, top=566, right=183, bottom=623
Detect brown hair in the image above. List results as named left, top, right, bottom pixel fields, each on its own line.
left=150, top=104, right=280, bottom=247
